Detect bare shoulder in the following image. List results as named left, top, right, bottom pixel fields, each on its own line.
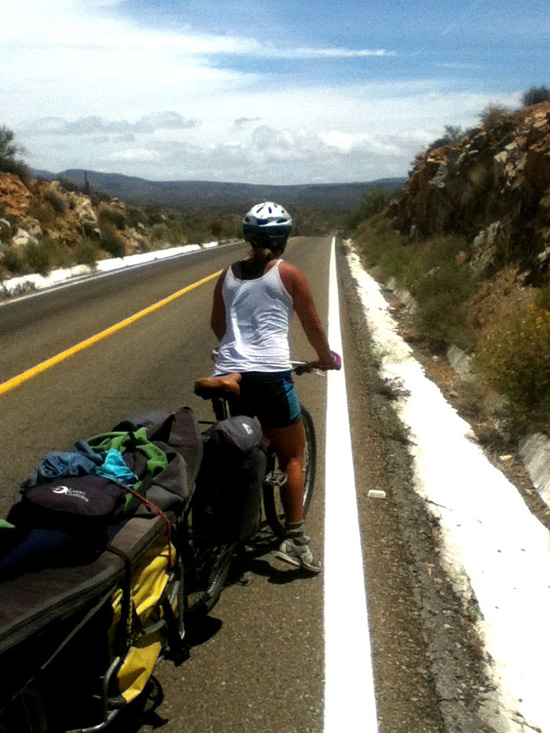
left=280, top=260, right=310, bottom=289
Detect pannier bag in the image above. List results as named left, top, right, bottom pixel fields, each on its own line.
left=193, top=416, right=266, bottom=543
left=109, top=534, right=175, bottom=704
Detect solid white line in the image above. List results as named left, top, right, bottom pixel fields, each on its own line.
left=324, top=237, right=378, bottom=731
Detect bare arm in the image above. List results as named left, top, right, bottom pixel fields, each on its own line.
left=279, top=262, right=336, bottom=366
left=210, top=268, right=228, bottom=341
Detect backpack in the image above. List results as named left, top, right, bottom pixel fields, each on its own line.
left=7, top=475, right=127, bottom=554
left=193, top=416, right=267, bottom=543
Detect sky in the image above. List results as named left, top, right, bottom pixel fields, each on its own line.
left=1, top=0, right=549, bottom=185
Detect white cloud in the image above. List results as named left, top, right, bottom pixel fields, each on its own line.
left=1, top=0, right=523, bottom=183
left=319, top=131, right=403, bottom=157
left=234, top=117, right=262, bottom=129
left=27, top=113, right=198, bottom=136
left=105, top=148, right=163, bottom=164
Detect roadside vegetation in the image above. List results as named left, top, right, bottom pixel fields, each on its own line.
left=347, top=85, right=550, bottom=441
left=352, top=212, right=479, bottom=352
left=351, top=204, right=550, bottom=439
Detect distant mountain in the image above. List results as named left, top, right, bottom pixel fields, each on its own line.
left=33, top=169, right=406, bottom=211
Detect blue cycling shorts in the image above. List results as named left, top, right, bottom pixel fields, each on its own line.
left=227, top=371, right=301, bottom=429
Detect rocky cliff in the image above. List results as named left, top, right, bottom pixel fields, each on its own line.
left=391, top=103, right=550, bottom=284
left=0, top=171, right=154, bottom=282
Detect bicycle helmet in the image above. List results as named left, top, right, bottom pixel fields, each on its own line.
left=242, top=202, right=293, bottom=249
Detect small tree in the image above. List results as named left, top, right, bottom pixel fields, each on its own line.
left=0, top=126, right=22, bottom=159
left=0, top=125, right=30, bottom=182
left=521, top=85, right=550, bottom=107
left=426, top=125, right=465, bottom=153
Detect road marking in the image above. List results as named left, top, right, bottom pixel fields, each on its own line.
left=0, top=269, right=222, bottom=397
left=324, top=237, right=378, bottom=731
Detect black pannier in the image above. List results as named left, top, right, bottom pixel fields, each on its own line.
left=193, top=416, right=267, bottom=543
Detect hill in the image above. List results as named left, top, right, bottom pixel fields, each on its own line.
left=351, top=101, right=550, bottom=440
left=33, top=169, right=405, bottom=211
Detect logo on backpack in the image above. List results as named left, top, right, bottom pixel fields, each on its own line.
left=241, top=422, right=254, bottom=436
left=52, top=485, right=90, bottom=503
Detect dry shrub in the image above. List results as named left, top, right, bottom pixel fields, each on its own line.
left=75, top=237, right=102, bottom=267
left=480, top=103, right=514, bottom=132
left=474, top=303, right=550, bottom=410
left=27, top=201, right=56, bottom=226
left=469, top=266, right=531, bottom=334
left=99, top=222, right=125, bottom=258
left=44, top=188, right=67, bottom=214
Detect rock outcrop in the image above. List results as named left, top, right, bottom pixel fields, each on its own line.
left=391, top=103, right=550, bottom=283
left=0, top=172, right=166, bottom=282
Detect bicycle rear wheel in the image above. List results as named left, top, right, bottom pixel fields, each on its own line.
left=262, top=406, right=317, bottom=538
left=183, top=526, right=237, bottom=616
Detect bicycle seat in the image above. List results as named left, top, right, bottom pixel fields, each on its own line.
left=194, top=373, right=242, bottom=399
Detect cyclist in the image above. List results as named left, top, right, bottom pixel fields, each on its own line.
left=210, top=202, right=340, bottom=573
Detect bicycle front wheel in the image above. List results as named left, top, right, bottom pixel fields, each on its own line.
left=263, top=405, right=317, bottom=538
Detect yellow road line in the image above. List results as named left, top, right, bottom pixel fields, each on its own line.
left=0, top=269, right=222, bottom=397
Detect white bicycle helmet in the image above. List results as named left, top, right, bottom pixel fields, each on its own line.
left=242, top=202, right=293, bottom=247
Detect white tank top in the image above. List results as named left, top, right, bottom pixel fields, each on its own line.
left=214, top=260, right=293, bottom=374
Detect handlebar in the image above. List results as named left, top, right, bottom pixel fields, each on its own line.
left=291, top=351, right=342, bottom=375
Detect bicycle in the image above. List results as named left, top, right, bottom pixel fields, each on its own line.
left=184, top=362, right=319, bottom=616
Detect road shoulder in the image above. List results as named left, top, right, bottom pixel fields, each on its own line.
left=338, top=241, right=495, bottom=733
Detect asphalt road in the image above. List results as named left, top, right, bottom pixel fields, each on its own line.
left=0, top=237, right=465, bottom=732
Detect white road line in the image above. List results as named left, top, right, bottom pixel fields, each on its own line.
left=324, top=237, right=378, bottom=731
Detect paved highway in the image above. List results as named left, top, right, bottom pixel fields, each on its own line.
left=0, top=237, right=454, bottom=732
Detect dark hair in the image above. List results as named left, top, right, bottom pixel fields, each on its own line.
left=246, top=231, right=289, bottom=251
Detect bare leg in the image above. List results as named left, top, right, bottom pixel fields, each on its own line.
left=263, top=419, right=305, bottom=525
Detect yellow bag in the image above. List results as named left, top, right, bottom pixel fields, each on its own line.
left=110, top=536, right=175, bottom=703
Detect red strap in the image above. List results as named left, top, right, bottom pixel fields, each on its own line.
left=121, top=484, right=174, bottom=569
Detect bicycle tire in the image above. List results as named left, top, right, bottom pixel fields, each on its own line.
left=183, top=532, right=236, bottom=616
left=262, top=405, right=317, bottom=538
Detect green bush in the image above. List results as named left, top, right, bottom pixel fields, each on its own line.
left=25, top=241, right=53, bottom=276
left=0, top=155, right=31, bottom=184
left=413, top=260, right=478, bottom=350
left=2, top=247, right=26, bottom=275
left=12, top=237, right=74, bottom=277
left=535, top=284, right=550, bottom=312
left=44, top=188, right=67, bottom=214
left=75, top=237, right=101, bottom=267
left=100, top=223, right=125, bottom=258
left=98, top=206, right=127, bottom=230
left=127, top=206, right=146, bottom=228
left=474, top=303, right=550, bottom=410
left=0, top=221, right=11, bottom=243
left=152, top=220, right=188, bottom=245
left=0, top=126, right=31, bottom=184
left=355, top=221, right=477, bottom=350
left=521, top=85, right=550, bottom=107
left=27, top=201, right=56, bottom=226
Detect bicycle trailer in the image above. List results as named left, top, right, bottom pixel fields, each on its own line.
left=0, top=406, right=202, bottom=732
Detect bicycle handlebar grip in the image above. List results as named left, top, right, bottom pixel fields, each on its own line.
left=330, top=351, right=342, bottom=370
